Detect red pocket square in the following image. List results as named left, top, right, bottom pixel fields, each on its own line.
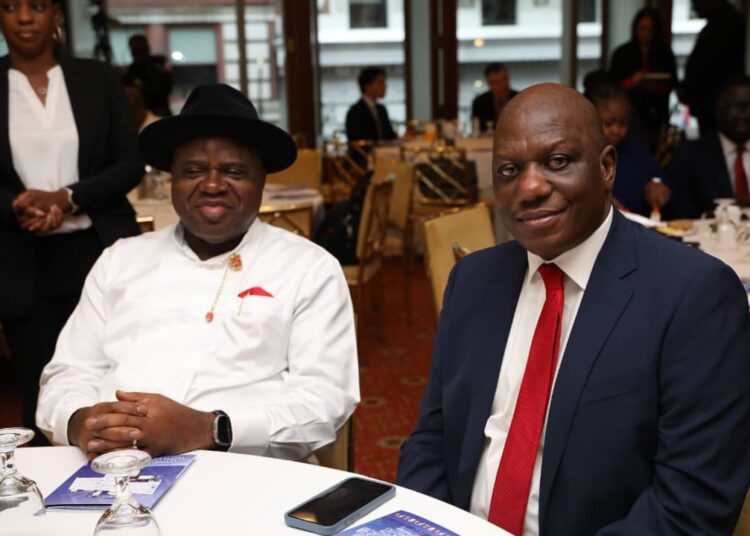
left=238, top=287, right=274, bottom=299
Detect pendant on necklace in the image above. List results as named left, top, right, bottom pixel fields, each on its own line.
left=36, top=86, right=47, bottom=96
left=205, top=311, right=214, bottom=323
left=229, top=253, right=242, bottom=271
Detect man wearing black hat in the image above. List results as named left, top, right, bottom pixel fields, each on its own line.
left=36, top=84, right=360, bottom=460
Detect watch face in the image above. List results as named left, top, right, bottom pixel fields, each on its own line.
left=214, top=412, right=232, bottom=446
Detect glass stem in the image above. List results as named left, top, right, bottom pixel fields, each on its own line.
left=114, top=475, right=133, bottom=504
left=0, top=449, right=16, bottom=478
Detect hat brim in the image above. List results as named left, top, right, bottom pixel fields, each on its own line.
left=138, top=115, right=298, bottom=174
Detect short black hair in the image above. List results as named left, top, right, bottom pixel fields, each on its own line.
left=358, top=67, right=386, bottom=93
left=587, top=81, right=630, bottom=106
left=582, top=70, right=624, bottom=102
left=717, top=75, right=750, bottom=101
left=484, top=62, right=508, bottom=78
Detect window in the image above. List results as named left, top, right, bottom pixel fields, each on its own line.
left=578, top=0, right=597, bottom=23
left=110, top=27, right=146, bottom=66
left=168, top=27, right=219, bottom=104
left=350, top=0, right=387, bottom=29
left=481, top=0, right=516, bottom=26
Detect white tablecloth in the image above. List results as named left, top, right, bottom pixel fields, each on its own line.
left=6, top=447, right=507, bottom=535
left=687, top=220, right=750, bottom=299
left=130, top=183, right=324, bottom=231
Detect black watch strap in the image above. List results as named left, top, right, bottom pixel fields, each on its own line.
left=211, top=410, right=233, bottom=451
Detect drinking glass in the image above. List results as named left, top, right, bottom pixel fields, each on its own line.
left=0, top=427, right=44, bottom=518
left=91, top=449, right=160, bottom=536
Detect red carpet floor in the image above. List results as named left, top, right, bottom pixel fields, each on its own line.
left=353, top=257, right=436, bottom=483
left=0, top=257, right=436, bottom=483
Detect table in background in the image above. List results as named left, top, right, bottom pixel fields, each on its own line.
left=6, top=447, right=507, bottom=536
left=687, top=219, right=750, bottom=301
left=130, top=183, right=324, bottom=232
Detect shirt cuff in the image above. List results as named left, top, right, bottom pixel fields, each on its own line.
left=50, top=400, right=90, bottom=446
left=227, top=408, right=270, bottom=455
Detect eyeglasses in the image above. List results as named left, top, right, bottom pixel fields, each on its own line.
left=176, top=164, right=253, bottom=181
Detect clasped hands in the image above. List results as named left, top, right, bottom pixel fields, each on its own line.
left=68, top=390, right=216, bottom=460
left=11, top=189, right=72, bottom=233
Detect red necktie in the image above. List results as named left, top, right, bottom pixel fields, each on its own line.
left=735, top=145, right=748, bottom=201
left=487, top=263, right=565, bottom=535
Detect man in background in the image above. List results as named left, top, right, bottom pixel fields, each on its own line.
left=345, top=67, right=396, bottom=142
left=669, top=76, right=750, bottom=217
left=681, top=0, right=745, bottom=133
left=471, top=62, right=517, bottom=133
left=124, top=34, right=173, bottom=117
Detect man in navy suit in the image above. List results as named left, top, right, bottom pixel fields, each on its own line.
left=345, top=67, right=396, bottom=142
left=471, top=63, right=518, bottom=133
left=397, top=83, right=750, bottom=535
left=668, top=76, right=750, bottom=218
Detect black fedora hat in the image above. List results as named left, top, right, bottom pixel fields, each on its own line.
left=139, top=84, right=297, bottom=173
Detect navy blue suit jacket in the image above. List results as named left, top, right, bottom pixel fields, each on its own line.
left=397, top=211, right=750, bottom=535
left=666, top=131, right=733, bottom=219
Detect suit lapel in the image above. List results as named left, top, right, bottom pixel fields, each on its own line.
left=538, top=212, right=636, bottom=523
left=58, top=56, right=91, bottom=176
left=706, top=132, right=733, bottom=199
left=0, top=56, right=24, bottom=191
left=457, top=243, right=527, bottom=499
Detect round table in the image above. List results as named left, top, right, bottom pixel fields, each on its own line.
left=5, top=447, right=507, bottom=535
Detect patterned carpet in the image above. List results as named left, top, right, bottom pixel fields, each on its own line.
left=0, top=257, right=436, bottom=483
left=354, top=257, right=437, bottom=482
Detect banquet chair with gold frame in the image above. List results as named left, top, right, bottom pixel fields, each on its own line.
left=314, top=416, right=354, bottom=472
left=258, top=204, right=314, bottom=239
left=400, top=144, right=474, bottom=208
left=136, top=215, right=155, bottom=233
left=322, top=139, right=373, bottom=202
left=423, top=204, right=495, bottom=317
left=267, top=148, right=323, bottom=191
left=342, top=176, right=394, bottom=345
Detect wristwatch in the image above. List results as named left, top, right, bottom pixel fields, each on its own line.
left=211, top=410, right=233, bottom=451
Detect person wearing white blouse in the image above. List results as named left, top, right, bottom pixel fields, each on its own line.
left=0, top=0, right=142, bottom=442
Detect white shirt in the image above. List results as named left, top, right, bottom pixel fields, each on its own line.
left=8, top=65, right=91, bottom=233
left=37, top=219, right=360, bottom=459
left=469, top=207, right=614, bottom=535
left=718, top=132, right=750, bottom=195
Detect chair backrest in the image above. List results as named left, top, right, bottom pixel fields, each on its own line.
left=372, top=158, right=415, bottom=232
left=424, top=204, right=495, bottom=315
left=322, top=139, right=373, bottom=202
left=356, top=177, right=395, bottom=263
left=734, top=488, right=750, bottom=536
left=314, top=416, right=354, bottom=472
left=136, top=215, right=155, bottom=233
left=266, top=148, right=323, bottom=191
left=401, top=144, right=474, bottom=207
left=258, top=205, right=314, bottom=239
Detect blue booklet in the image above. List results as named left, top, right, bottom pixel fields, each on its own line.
left=44, top=454, right=195, bottom=510
left=338, top=510, right=460, bottom=535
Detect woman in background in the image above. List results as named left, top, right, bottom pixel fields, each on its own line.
left=611, top=7, right=677, bottom=152
left=0, top=0, right=142, bottom=441
left=589, top=83, right=672, bottom=217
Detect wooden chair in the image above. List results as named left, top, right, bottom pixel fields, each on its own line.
left=322, top=139, right=373, bottom=202
left=400, top=144, right=475, bottom=208
left=314, top=416, right=354, bottom=472
left=136, top=215, right=155, bottom=233
left=423, top=204, right=495, bottom=316
left=258, top=204, right=314, bottom=239
left=266, top=148, right=323, bottom=191
left=342, top=177, right=394, bottom=343
left=734, top=488, right=750, bottom=536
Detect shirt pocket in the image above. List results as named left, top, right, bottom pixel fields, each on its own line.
left=220, top=295, right=290, bottom=352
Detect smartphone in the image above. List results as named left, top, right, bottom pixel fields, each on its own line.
left=284, top=477, right=396, bottom=535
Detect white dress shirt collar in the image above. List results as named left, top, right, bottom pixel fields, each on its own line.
left=526, top=205, right=614, bottom=290
left=172, top=216, right=264, bottom=265
left=718, top=131, right=750, bottom=158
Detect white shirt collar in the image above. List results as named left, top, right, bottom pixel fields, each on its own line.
left=362, top=95, right=377, bottom=109
left=719, top=131, right=750, bottom=157
left=526, top=205, right=614, bottom=291
left=172, top=216, right=265, bottom=265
